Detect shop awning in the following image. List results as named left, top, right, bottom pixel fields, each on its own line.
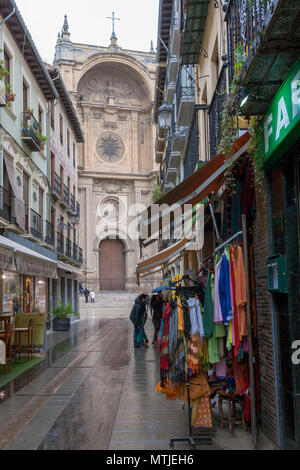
left=182, top=0, right=210, bottom=65
left=140, top=132, right=250, bottom=236
left=57, top=261, right=82, bottom=278
left=0, top=236, right=57, bottom=278
left=137, top=236, right=195, bottom=277
left=0, top=244, right=15, bottom=271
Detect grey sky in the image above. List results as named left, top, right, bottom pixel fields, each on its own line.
left=15, top=0, right=159, bottom=64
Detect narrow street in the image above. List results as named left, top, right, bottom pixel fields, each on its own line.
left=0, top=305, right=274, bottom=451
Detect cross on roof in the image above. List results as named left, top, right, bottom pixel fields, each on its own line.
left=107, top=11, right=120, bottom=37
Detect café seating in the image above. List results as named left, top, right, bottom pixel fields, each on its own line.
left=0, top=316, right=13, bottom=374
left=14, top=319, right=35, bottom=361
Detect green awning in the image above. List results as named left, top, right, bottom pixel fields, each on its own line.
left=182, top=0, right=210, bottom=65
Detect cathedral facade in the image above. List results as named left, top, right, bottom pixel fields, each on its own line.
left=54, top=17, right=157, bottom=291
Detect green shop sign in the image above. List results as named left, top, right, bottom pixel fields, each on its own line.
left=261, top=58, right=300, bottom=169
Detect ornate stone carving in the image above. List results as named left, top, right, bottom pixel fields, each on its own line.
left=96, top=132, right=124, bottom=163
left=103, top=122, right=118, bottom=130
left=93, top=111, right=104, bottom=120
left=78, top=63, right=148, bottom=106
left=97, top=197, right=125, bottom=224
left=118, top=112, right=128, bottom=121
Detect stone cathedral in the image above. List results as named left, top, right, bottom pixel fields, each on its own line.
left=54, top=16, right=157, bottom=291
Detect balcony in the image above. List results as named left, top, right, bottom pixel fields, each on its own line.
left=166, top=82, right=175, bottom=105
left=73, top=243, right=78, bottom=262
left=76, top=201, right=80, bottom=218
left=66, top=238, right=72, bottom=258
left=30, top=209, right=43, bottom=240
left=45, top=220, right=54, bottom=246
left=167, top=56, right=179, bottom=84
left=57, top=232, right=64, bottom=255
left=21, top=112, right=43, bottom=152
left=70, top=194, right=76, bottom=213
left=170, top=10, right=180, bottom=57
left=225, top=0, right=300, bottom=115
left=176, top=73, right=195, bottom=126
left=52, top=173, right=61, bottom=199
left=0, top=186, right=14, bottom=224
left=181, top=0, right=210, bottom=65
left=171, top=126, right=189, bottom=152
left=78, top=247, right=83, bottom=264
left=166, top=167, right=177, bottom=185
left=63, top=184, right=69, bottom=207
left=184, top=107, right=200, bottom=180
left=208, top=66, right=227, bottom=158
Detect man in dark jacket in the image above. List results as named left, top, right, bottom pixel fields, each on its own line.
left=130, top=294, right=148, bottom=349
left=84, top=287, right=90, bottom=304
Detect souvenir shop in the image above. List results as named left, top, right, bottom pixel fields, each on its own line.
left=137, top=134, right=262, bottom=448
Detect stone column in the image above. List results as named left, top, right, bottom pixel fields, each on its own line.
left=131, top=111, right=139, bottom=173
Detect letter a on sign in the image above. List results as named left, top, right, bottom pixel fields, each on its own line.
left=276, top=97, right=290, bottom=141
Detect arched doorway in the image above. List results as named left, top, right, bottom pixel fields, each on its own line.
left=99, top=238, right=126, bottom=291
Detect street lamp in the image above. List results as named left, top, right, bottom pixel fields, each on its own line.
left=58, top=211, right=80, bottom=231
left=157, top=102, right=172, bottom=136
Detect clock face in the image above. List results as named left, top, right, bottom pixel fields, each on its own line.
left=96, top=133, right=124, bottom=163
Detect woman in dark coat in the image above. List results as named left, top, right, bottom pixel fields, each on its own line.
left=151, top=294, right=163, bottom=345
left=130, top=294, right=148, bottom=349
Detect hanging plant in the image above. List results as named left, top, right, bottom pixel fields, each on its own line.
left=248, top=116, right=265, bottom=193
left=152, top=182, right=163, bottom=203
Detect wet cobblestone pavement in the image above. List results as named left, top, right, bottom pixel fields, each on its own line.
left=0, top=317, right=275, bottom=450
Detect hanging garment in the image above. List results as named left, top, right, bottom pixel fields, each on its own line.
left=192, top=397, right=213, bottom=428
left=232, top=355, right=248, bottom=396
left=177, top=297, right=184, bottom=332
left=181, top=298, right=191, bottom=336
left=215, top=357, right=227, bottom=380
left=233, top=246, right=248, bottom=339
left=203, top=273, right=214, bottom=338
left=187, top=334, right=201, bottom=375
left=188, top=297, right=204, bottom=337
left=219, top=253, right=233, bottom=325
left=160, top=302, right=172, bottom=370
left=230, top=246, right=241, bottom=357
left=214, top=258, right=223, bottom=323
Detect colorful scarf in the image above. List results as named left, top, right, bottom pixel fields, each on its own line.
left=160, top=302, right=172, bottom=370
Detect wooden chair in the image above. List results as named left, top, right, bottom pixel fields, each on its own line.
left=217, top=390, right=247, bottom=433
left=14, top=319, right=35, bottom=361
left=0, top=316, right=13, bottom=374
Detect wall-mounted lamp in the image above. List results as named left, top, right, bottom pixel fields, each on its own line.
left=58, top=211, right=80, bottom=231
left=157, top=102, right=172, bottom=137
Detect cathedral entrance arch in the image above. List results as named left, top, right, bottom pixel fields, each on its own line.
left=99, top=237, right=125, bottom=291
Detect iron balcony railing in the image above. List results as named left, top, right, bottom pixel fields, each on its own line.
left=21, top=111, right=43, bottom=152
left=76, top=201, right=80, bottom=218
left=57, top=232, right=64, bottom=255
left=53, top=172, right=61, bottom=197
left=73, top=243, right=78, bottom=261
left=175, top=69, right=195, bottom=116
left=30, top=209, right=43, bottom=240
left=164, top=140, right=172, bottom=172
left=66, top=238, right=72, bottom=258
left=63, top=184, right=69, bottom=206
left=0, top=186, right=14, bottom=223
left=78, top=247, right=83, bottom=264
left=208, top=66, right=227, bottom=159
left=226, top=0, right=273, bottom=84
left=183, top=106, right=200, bottom=180
left=70, top=194, right=75, bottom=212
left=45, top=220, right=55, bottom=246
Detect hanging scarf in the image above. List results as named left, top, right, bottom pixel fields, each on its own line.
left=203, top=273, right=214, bottom=338
left=188, top=297, right=204, bottom=337
left=160, top=302, right=172, bottom=370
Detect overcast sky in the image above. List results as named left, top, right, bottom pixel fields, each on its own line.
left=15, top=0, right=159, bottom=64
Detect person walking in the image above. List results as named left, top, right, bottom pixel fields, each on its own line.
left=151, top=293, right=163, bottom=345
left=130, top=294, right=148, bottom=349
left=79, top=282, right=84, bottom=297
left=90, top=291, right=96, bottom=303
left=84, top=287, right=90, bottom=304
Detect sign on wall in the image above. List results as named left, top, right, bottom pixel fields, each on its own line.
left=262, top=58, right=300, bottom=169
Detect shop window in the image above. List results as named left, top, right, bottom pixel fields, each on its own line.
left=2, top=272, right=23, bottom=316
left=34, top=278, right=47, bottom=314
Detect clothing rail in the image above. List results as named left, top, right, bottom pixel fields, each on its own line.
left=214, top=231, right=243, bottom=253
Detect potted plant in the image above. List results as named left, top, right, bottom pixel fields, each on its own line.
left=34, top=130, right=47, bottom=150
left=5, top=83, right=15, bottom=103
left=52, top=302, right=79, bottom=331
left=24, top=108, right=34, bottom=120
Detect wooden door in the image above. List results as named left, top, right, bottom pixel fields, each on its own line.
left=99, top=239, right=125, bottom=291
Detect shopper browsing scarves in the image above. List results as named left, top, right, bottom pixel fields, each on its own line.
left=130, top=294, right=149, bottom=349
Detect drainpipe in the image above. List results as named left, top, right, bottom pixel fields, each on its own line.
left=0, top=7, right=16, bottom=187
left=46, top=71, right=59, bottom=333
